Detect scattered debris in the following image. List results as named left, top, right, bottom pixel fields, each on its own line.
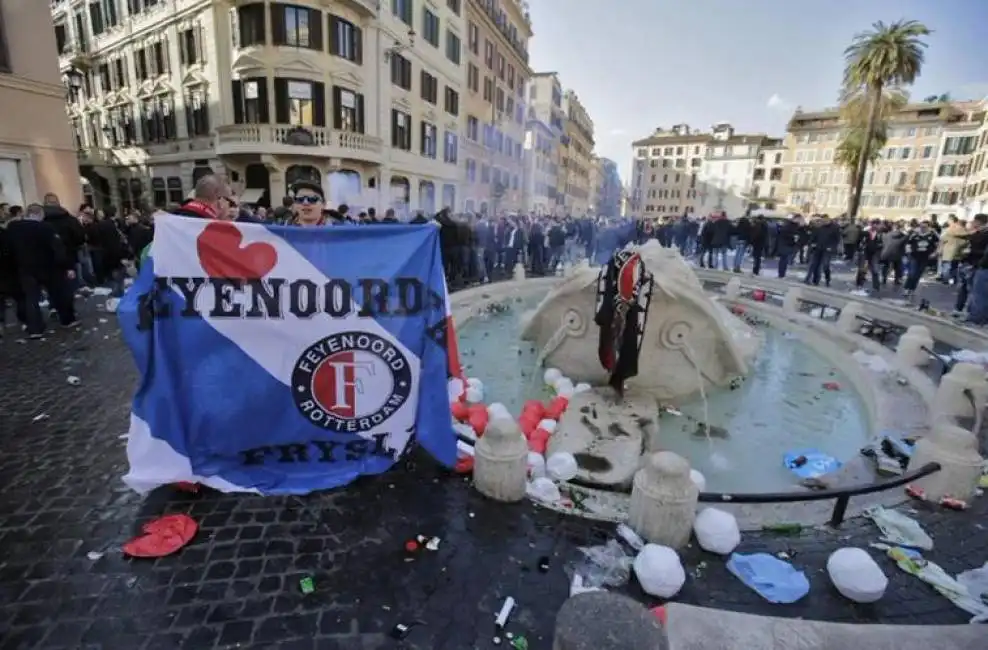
left=864, top=506, right=933, bottom=551
left=389, top=621, right=425, bottom=639
left=66, top=375, right=81, bottom=386
left=86, top=551, right=105, bottom=561
left=299, top=576, right=315, bottom=594
left=121, top=513, right=198, bottom=558
left=494, top=596, right=516, bottom=631
left=32, top=413, right=49, bottom=422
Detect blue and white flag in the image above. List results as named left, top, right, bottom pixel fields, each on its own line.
left=118, top=216, right=458, bottom=495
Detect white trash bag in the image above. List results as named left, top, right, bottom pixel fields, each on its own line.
left=526, top=477, right=562, bottom=504
left=544, top=368, right=562, bottom=387
left=527, top=452, right=546, bottom=479
left=465, top=386, right=484, bottom=404
left=690, top=469, right=707, bottom=492
left=537, top=419, right=558, bottom=434
left=574, top=382, right=592, bottom=394
left=693, top=508, right=741, bottom=555
left=827, top=547, right=888, bottom=603
left=633, top=544, right=686, bottom=598
left=546, top=452, right=578, bottom=481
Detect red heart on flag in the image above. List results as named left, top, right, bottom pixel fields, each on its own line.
left=197, top=221, right=277, bottom=279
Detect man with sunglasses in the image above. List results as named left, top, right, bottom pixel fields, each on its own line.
left=291, top=181, right=326, bottom=226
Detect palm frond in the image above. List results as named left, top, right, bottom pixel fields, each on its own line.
left=841, top=19, right=931, bottom=98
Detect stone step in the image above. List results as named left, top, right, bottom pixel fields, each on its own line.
left=663, top=603, right=984, bottom=650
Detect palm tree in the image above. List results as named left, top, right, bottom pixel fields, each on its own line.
left=836, top=89, right=907, bottom=211
left=841, top=19, right=931, bottom=220
left=923, top=93, right=951, bottom=103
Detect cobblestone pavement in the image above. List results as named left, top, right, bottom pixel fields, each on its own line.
left=0, top=290, right=986, bottom=650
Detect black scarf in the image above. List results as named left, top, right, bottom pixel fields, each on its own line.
left=594, top=250, right=653, bottom=395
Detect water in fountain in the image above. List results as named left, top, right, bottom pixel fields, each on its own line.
left=457, top=296, right=869, bottom=493
left=683, top=340, right=730, bottom=471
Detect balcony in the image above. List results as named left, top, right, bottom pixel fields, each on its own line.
left=76, top=147, right=114, bottom=167
left=336, top=0, right=378, bottom=17
left=215, top=125, right=383, bottom=164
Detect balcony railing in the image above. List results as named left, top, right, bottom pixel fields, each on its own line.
left=215, top=124, right=383, bottom=159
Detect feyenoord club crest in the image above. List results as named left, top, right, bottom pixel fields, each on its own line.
left=290, top=331, right=413, bottom=433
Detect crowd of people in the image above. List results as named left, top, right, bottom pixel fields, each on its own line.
left=4, top=173, right=988, bottom=338
left=641, top=211, right=988, bottom=324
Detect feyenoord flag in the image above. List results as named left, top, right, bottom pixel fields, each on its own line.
left=118, top=217, right=461, bottom=494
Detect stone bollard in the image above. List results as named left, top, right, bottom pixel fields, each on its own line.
left=724, top=277, right=742, bottom=300
left=782, top=287, right=802, bottom=315
left=628, top=452, right=698, bottom=549
left=473, top=416, right=529, bottom=502
left=836, top=302, right=864, bottom=334
left=895, top=325, right=933, bottom=367
left=932, top=362, right=988, bottom=421
left=513, top=262, right=526, bottom=281
left=553, top=592, right=667, bottom=650
left=907, top=422, right=984, bottom=501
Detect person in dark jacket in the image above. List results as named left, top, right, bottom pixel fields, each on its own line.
left=748, top=216, right=769, bottom=276
left=0, top=211, right=25, bottom=332
left=879, top=224, right=907, bottom=286
left=855, top=219, right=883, bottom=292
left=5, top=203, right=78, bottom=337
left=957, top=214, right=988, bottom=317
left=42, top=194, right=86, bottom=288
left=775, top=216, right=801, bottom=278
left=804, top=215, right=841, bottom=286
left=93, top=213, right=130, bottom=296
left=731, top=215, right=751, bottom=272
left=124, top=212, right=153, bottom=271
left=903, top=221, right=939, bottom=297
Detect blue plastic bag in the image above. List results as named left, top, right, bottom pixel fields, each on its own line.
left=783, top=449, right=841, bottom=479
left=726, top=552, right=810, bottom=604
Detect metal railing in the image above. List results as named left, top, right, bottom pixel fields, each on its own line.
left=698, top=462, right=942, bottom=528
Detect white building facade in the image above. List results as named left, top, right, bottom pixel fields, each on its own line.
left=55, top=0, right=466, bottom=213
left=521, top=116, right=557, bottom=215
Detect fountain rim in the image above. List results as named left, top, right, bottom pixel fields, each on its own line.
left=449, top=274, right=975, bottom=529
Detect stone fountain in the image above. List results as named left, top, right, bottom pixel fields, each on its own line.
left=520, top=241, right=764, bottom=489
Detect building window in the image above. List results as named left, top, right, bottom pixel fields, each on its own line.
left=332, top=86, right=364, bottom=133
left=420, top=70, right=438, bottom=104
left=391, top=54, right=412, bottom=90
left=179, top=26, right=203, bottom=65
left=482, top=77, right=493, bottom=102
left=445, top=31, right=461, bottom=65
left=443, top=87, right=459, bottom=116
left=329, top=16, right=362, bottom=63
left=484, top=40, right=493, bottom=68
left=185, top=88, right=210, bottom=136
left=467, top=63, right=479, bottom=93
left=421, top=122, right=437, bottom=158
left=167, top=177, right=184, bottom=205
left=447, top=0, right=461, bottom=15
left=107, top=105, right=137, bottom=146
left=466, top=116, right=478, bottom=141
left=443, top=131, right=458, bottom=164
left=89, top=1, right=105, bottom=36
left=113, top=58, right=128, bottom=88
left=392, top=110, right=411, bottom=150
left=140, top=95, right=178, bottom=143
left=392, top=0, right=412, bottom=26
left=237, top=4, right=266, bottom=47
left=232, top=78, right=270, bottom=124
left=274, top=78, right=326, bottom=126
left=271, top=4, right=323, bottom=50
left=422, top=9, right=440, bottom=47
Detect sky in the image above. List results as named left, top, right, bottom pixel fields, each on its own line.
left=525, top=0, right=988, bottom=182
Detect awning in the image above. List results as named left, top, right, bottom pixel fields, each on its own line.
left=239, top=188, right=265, bottom=204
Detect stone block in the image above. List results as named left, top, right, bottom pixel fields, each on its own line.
left=552, top=592, right=667, bottom=650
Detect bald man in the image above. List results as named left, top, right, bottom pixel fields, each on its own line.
left=171, top=175, right=230, bottom=220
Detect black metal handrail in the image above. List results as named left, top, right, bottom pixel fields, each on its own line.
left=697, top=462, right=942, bottom=528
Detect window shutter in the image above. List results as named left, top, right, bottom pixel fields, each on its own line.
left=328, top=16, right=338, bottom=54
left=197, top=24, right=205, bottom=63
left=313, top=82, right=326, bottom=127
left=273, top=78, right=289, bottom=124
left=231, top=80, right=244, bottom=123
left=270, top=5, right=286, bottom=46
left=310, top=9, right=323, bottom=50
left=420, top=121, right=426, bottom=154
left=354, top=26, right=363, bottom=64
left=331, top=86, right=342, bottom=129
left=355, top=93, right=365, bottom=134
left=257, top=77, right=270, bottom=122
left=178, top=33, right=186, bottom=65
left=391, top=110, right=398, bottom=147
